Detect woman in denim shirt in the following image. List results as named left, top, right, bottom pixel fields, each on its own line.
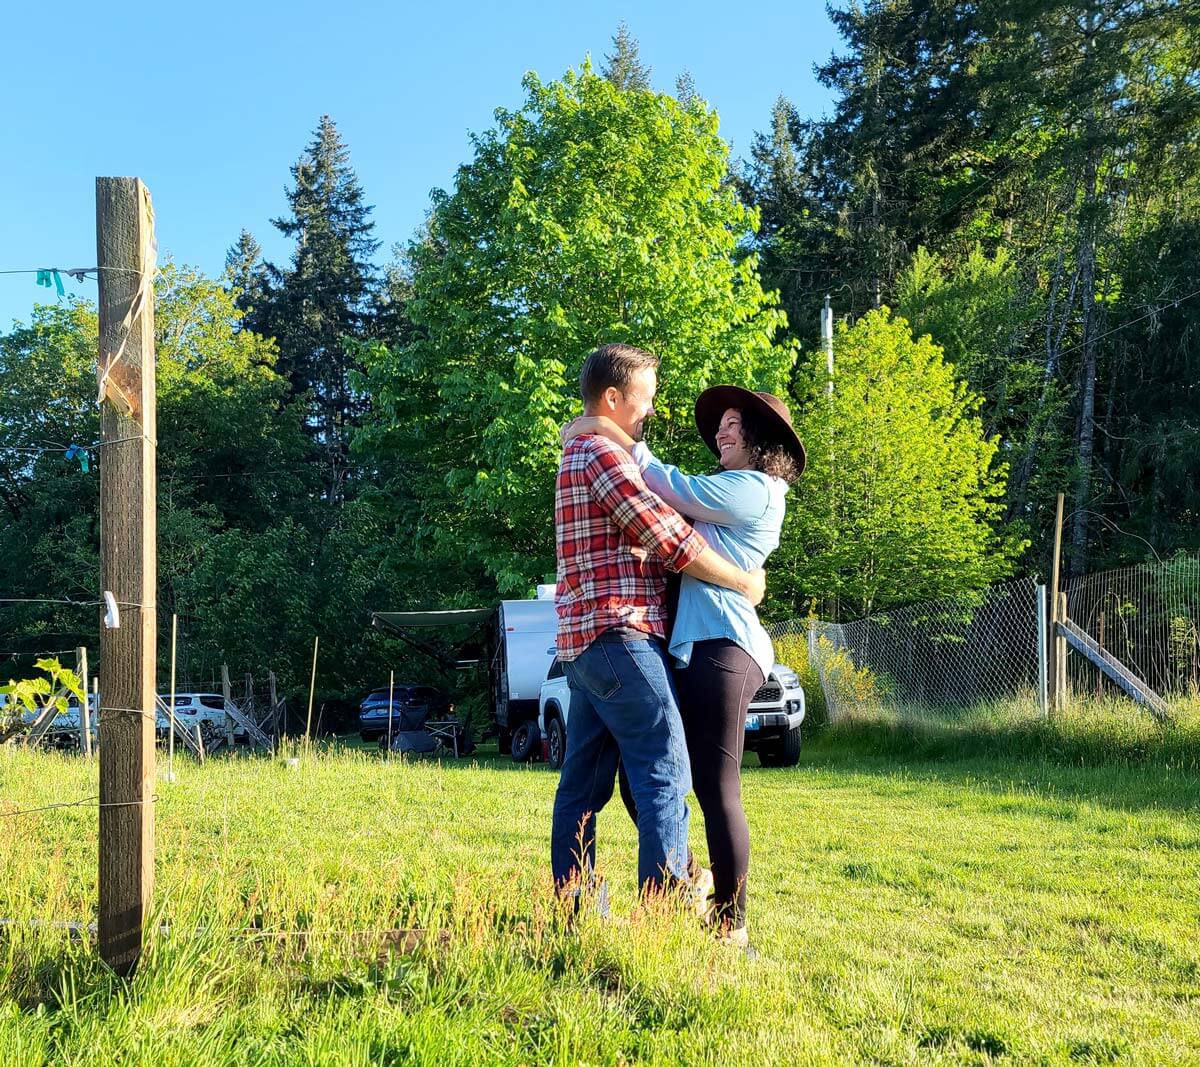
left=564, top=386, right=805, bottom=949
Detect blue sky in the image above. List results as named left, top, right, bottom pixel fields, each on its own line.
left=1, top=2, right=840, bottom=330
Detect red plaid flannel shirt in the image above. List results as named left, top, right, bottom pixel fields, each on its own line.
left=554, top=434, right=707, bottom=661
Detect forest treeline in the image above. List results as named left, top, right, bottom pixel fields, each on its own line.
left=3, top=8, right=1197, bottom=700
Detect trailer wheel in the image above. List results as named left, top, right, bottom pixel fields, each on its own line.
left=511, top=720, right=540, bottom=763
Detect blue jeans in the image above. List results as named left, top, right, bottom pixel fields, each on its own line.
left=550, top=634, right=692, bottom=893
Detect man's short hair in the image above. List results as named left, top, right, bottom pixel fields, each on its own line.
left=580, top=343, right=659, bottom=405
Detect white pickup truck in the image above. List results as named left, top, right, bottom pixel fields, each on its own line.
left=537, top=658, right=806, bottom=769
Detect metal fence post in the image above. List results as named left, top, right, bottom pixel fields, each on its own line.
left=1035, top=583, right=1049, bottom=719
left=1057, top=591, right=1069, bottom=711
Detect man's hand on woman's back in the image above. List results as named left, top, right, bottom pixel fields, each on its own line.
left=680, top=551, right=767, bottom=607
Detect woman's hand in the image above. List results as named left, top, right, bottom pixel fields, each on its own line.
left=560, top=415, right=635, bottom=451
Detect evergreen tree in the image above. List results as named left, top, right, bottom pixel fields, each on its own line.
left=370, top=243, right=418, bottom=349
left=748, top=0, right=1200, bottom=575
left=263, top=115, right=381, bottom=504
left=738, top=96, right=835, bottom=354
left=602, top=23, right=652, bottom=91
left=223, top=229, right=269, bottom=325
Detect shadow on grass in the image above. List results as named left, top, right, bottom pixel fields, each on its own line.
left=797, top=714, right=1200, bottom=814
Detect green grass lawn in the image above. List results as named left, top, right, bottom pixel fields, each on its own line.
left=2, top=723, right=1198, bottom=1065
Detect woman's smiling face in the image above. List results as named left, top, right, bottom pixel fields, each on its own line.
left=716, top=408, right=752, bottom=471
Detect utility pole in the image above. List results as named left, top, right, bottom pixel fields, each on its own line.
left=822, top=294, right=834, bottom=398
left=823, top=295, right=838, bottom=621
left=96, top=176, right=157, bottom=977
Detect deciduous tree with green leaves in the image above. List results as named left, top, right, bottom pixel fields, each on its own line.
left=772, top=308, right=1026, bottom=619
left=357, top=62, right=794, bottom=594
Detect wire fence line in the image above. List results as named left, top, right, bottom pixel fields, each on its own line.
left=7, top=558, right=1200, bottom=751
left=767, top=555, right=1200, bottom=726
left=1062, top=556, right=1200, bottom=698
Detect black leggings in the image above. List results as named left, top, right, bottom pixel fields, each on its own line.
left=620, top=639, right=764, bottom=927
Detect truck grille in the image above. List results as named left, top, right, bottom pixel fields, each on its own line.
left=752, top=683, right=782, bottom=703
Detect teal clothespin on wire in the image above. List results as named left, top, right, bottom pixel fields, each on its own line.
left=36, top=269, right=66, bottom=298
left=64, top=444, right=89, bottom=473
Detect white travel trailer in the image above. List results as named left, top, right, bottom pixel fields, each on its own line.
left=372, top=585, right=557, bottom=756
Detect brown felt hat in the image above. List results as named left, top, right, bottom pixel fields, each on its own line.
left=694, top=385, right=806, bottom=477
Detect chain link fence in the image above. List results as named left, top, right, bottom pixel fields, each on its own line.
left=766, top=556, right=1200, bottom=728
left=1063, top=556, right=1200, bottom=699
left=768, top=578, right=1043, bottom=726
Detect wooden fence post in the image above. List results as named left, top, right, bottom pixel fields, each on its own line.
left=96, top=176, right=157, bottom=976
left=76, top=646, right=91, bottom=757
left=221, top=664, right=235, bottom=750
left=305, top=636, right=319, bottom=748
left=167, top=614, right=178, bottom=781
left=268, top=670, right=280, bottom=739
left=387, top=670, right=394, bottom=758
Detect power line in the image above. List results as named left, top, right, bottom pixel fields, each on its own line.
left=0, top=597, right=99, bottom=607
left=0, top=647, right=76, bottom=658
left=1053, top=285, right=1200, bottom=360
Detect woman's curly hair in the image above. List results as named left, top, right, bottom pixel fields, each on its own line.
left=737, top=407, right=802, bottom=485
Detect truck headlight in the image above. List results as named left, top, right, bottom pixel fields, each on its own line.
left=777, top=669, right=800, bottom=690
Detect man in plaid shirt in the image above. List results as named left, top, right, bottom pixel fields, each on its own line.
left=551, top=343, right=765, bottom=902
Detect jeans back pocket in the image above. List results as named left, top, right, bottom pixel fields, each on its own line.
left=565, top=641, right=622, bottom=701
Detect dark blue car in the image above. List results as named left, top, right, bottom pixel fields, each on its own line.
left=358, top=684, right=448, bottom=741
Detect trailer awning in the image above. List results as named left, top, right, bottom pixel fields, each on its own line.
left=372, top=608, right=494, bottom=633
left=371, top=609, right=495, bottom=675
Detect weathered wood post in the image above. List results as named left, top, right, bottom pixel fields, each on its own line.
left=268, top=670, right=280, bottom=739
left=221, top=664, right=235, bottom=750
left=305, top=636, right=319, bottom=748
left=167, top=613, right=178, bottom=781
left=386, top=670, right=395, bottom=758
left=76, top=646, right=91, bottom=756
left=96, top=176, right=157, bottom=976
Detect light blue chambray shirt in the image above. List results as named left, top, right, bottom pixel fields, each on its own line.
left=631, top=441, right=788, bottom=681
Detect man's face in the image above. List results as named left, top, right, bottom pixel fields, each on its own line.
left=603, top=366, right=658, bottom=442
